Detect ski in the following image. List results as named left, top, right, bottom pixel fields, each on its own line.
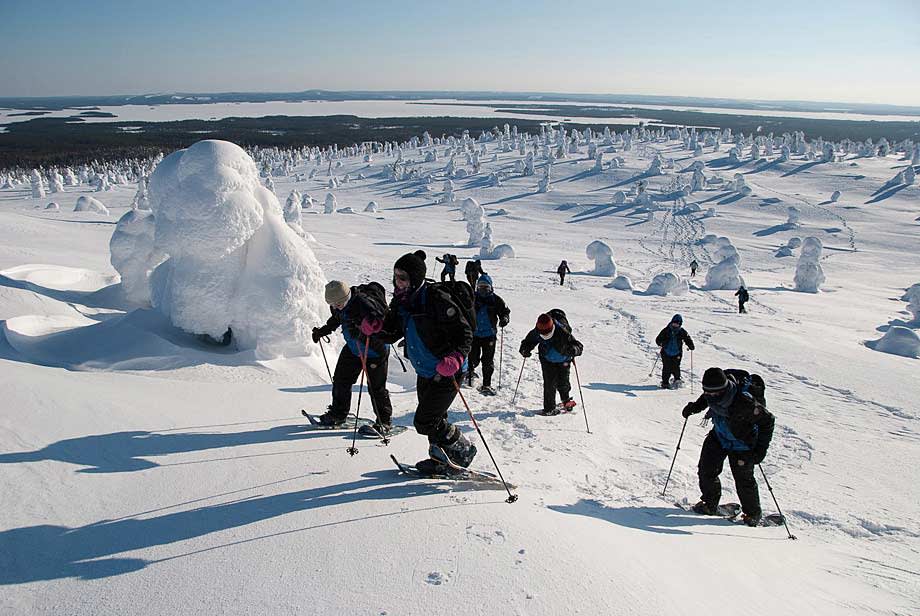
left=301, top=410, right=374, bottom=430
left=390, top=454, right=515, bottom=489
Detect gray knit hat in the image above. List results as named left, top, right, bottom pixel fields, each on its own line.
left=324, top=280, right=350, bottom=305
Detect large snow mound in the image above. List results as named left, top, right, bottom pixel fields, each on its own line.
left=586, top=240, right=616, bottom=276
left=146, top=140, right=328, bottom=358
left=794, top=236, right=826, bottom=292
left=645, top=272, right=687, bottom=296
left=867, top=326, right=920, bottom=359
left=73, top=195, right=109, bottom=214
left=110, top=209, right=162, bottom=305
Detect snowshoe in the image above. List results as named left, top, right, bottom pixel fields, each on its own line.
left=741, top=513, right=761, bottom=527
left=478, top=385, right=497, bottom=396
left=540, top=407, right=561, bottom=416
left=691, top=500, right=720, bottom=516
left=430, top=433, right=477, bottom=468
left=358, top=421, right=391, bottom=437
left=561, top=399, right=577, bottom=412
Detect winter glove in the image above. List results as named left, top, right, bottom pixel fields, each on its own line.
left=436, top=352, right=464, bottom=377
left=520, top=348, right=531, bottom=358
left=499, top=315, right=510, bottom=328
left=681, top=403, right=697, bottom=418
left=311, top=327, right=324, bottom=343
left=359, top=317, right=383, bottom=336
left=751, top=448, right=767, bottom=465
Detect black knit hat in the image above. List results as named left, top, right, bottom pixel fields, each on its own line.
left=701, top=367, right=729, bottom=392
left=394, top=250, right=427, bottom=287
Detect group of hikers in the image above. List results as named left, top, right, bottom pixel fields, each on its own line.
left=310, top=251, right=775, bottom=527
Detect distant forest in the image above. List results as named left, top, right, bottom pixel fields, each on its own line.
left=1, top=110, right=918, bottom=168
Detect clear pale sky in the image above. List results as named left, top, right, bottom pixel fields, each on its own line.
left=2, top=0, right=918, bottom=105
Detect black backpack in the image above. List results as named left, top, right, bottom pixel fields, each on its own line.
left=726, top=369, right=767, bottom=409
left=353, top=282, right=388, bottom=319
left=429, top=280, right=476, bottom=331
left=547, top=308, right=571, bottom=333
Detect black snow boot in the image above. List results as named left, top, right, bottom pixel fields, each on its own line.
left=691, top=500, right=719, bottom=516
left=430, top=432, right=477, bottom=468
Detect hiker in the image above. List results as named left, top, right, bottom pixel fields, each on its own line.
left=655, top=314, right=695, bottom=389
left=379, top=250, right=477, bottom=469
left=519, top=310, right=583, bottom=415
left=557, top=260, right=571, bottom=286
left=436, top=253, right=458, bottom=282
left=735, top=285, right=750, bottom=314
left=467, top=274, right=510, bottom=395
left=465, top=258, right=485, bottom=288
left=311, top=280, right=392, bottom=433
left=681, top=367, right=775, bottom=527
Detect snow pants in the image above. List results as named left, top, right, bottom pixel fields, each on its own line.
left=698, top=431, right=762, bottom=518
left=331, top=346, right=392, bottom=424
left=540, top=359, right=572, bottom=412
left=661, top=354, right=682, bottom=387
left=469, top=336, right=496, bottom=387
left=414, top=375, right=460, bottom=446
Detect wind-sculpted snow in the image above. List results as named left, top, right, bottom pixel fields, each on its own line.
left=586, top=240, right=616, bottom=276
left=110, top=208, right=162, bottom=305
left=146, top=140, right=327, bottom=357
left=794, top=237, right=826, bottom=292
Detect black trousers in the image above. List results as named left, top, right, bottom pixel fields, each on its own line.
left=440, top=269, right=456, bottom=282
left=414, top=374, right=460, bottom=445
left=466, top=273, right=478, bottom=288
left=469, top=336, right=496, bottom=386
left=330, top=346, right=392, bottom=423
left=661, top=354, right=682, bottom=386
left=540, top=359, right=572, bottom=412
left=698, top=431, right=762, bottom=518
left=739, top=300, right=747, bottom=314
left=559, top=272, right=566, bottom=286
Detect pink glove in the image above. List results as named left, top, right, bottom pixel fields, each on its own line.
left=436, top=352, right=464, bottom=377
left=360, top=317, right=383, bottom=336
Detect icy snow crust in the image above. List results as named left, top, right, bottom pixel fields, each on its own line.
left=0, top=125, right=919, bottom=616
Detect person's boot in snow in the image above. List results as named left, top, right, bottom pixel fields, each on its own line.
left=430, top=432, right=477, bottom=468
left=478, top=385, right=497, bottom=396
left=317, top=406, right=347, bottom=427
left=741, top=513, right=761, bottom=527
left=691, top=500, right=719, bottom=515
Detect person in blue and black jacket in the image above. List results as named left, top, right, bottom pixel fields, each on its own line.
left=312, top=280, right=392, bottom=433
left=379, top=250, right=477, bottom=469
left=467, top=274, right=510, bottom=395
left=681, top=367, right=775, bottom=527
left=655, top=313, right=695, bottom=389
left=519, top=310, right=583, bottom=416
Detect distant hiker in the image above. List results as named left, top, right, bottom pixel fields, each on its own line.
left=690, top=259, right=699, bottom=277
left=519, top=309, right=583, bottom=415
left=655, top=314, right=695, bottom=389
left=465, top=258, right=486, bottom=288
left=681, top=367, right=775, bottom=527
left=467, top=274, right=510, bottom=395
left=557, top=260, right=571, bottom=286
left=379, top=250, right=477, bottom=469
left=312, top=280, right=392, bottom=433
left=735, top=285, right=749, bottom=314
left=436, top=253, right=458, bottom=282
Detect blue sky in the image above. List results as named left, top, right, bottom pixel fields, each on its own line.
left=1, top=0, right=918, bottom=104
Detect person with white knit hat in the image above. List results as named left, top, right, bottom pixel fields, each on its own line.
left=312, top=279, right=392, bottom=433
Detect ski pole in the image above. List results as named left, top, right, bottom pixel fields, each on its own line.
left=648, top=353, right=660, bottom=378
left=758, top=465, right=797, bottom=540
left=690, top=350, right=694, bottom=395
left=452, top=378, right=518, bottom=504
left=498, top=327, right=504, bottom=389
left=392, top=350, right=407, bottom=372
left=511, top=356, right=527, bottom=405
left=318, top=336, right=333, bottom=382
left=346, top=337, right=371, bottom=456
left=661, top=417, right=688, bottom=497
left=571, top=358, right=590, bottom=434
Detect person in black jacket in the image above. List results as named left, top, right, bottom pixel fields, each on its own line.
left=735, top=285, right=749, bottom=314
left=312, top=280, right=392, bottom=432
left=465, top=259, right=485, bottom=288
left=681, top=367, right=775, bottom=526
left=557, top=260, right=571, bottom=286
left=379, top=250, right=477, bottom=468
left=519, top=310, right=583, bottom=415
left=655, top=313, right=695, bottom=389
left=690, top=259, right=699, bottom=277
left=467, top=274, right=510, bottom=394
left=436, top=253, right=458, bottom=282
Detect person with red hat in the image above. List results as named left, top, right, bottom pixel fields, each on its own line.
left=519, top=309, right=584, bottom=415
left=378, top=250, right=477, bottom=470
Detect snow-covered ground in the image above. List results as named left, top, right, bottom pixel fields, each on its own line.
left=1, top=130, right=918, bottom=615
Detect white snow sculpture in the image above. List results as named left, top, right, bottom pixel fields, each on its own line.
left=44, top=202, right=60, bottom=211
left=538, top=164, right=552, bottom=193
left=324, top=193, right=336, bottom=214
left=905, top=166, right=916, bottom=185
left=646, top=272, right=686, bottom=296
left=786, top=206, right=801, bottom=227
left=110, top=208, right=162, bottom=305
left=704, top=237, right=744, bottom=290
left=49, top=172, right=64, bottom=193
left=793, top=236, right=826, bottom=292
left=461, top=198, right=486, bottom=246
left=146, top=139, right=327, bottom=357
left=301, top=194, right=314, bottom=209
left=611, top=191, right=626, bottom=205
left=283, top=193, right=305, bottom=236
left=585, top=240, right=616, bottom=276
left=867, top=327, right=920, bottom=359
left=606, top=275, right=633, bottom=290
left=74, top=195, right=109, bottom=214
left=831, top=190, right=841, bottom=202
left=365, top=201, right=379, bottom=213
left=31, top=171, right=46, bottom=199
